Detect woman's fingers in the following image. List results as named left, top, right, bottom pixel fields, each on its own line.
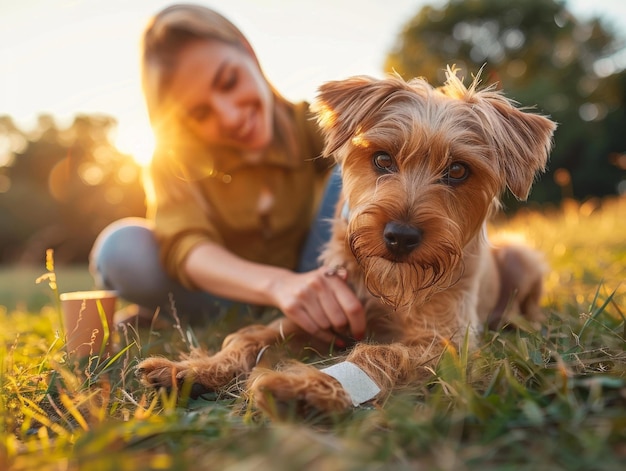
left=287, top=305, right=340, bottom=345
left=276, top=268, right=364, bottom=344
left=321, top=270, right=365, bottom=340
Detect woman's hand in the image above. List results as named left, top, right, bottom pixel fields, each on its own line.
left=184, top=242, right=365, bottom=344
left=268, top=266, right=365, bottom=345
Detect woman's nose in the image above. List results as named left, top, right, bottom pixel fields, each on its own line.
left=214, top=99, right=241, bottom=132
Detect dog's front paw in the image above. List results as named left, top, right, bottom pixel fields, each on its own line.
left=136, top=357, right=182, bottom=388
left=247, top=362, right=352, bottom=420
left=137, top=352, right=251, bottom=395
left=137, top=358, right=217, bottom=399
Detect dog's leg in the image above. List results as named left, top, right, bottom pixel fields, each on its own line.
left=343, top=341, right=440, bottom=395
left=137, top=322, right=294, bottom=393
left=248, top=361, right=353, bottom=419
left=490, top=245, right=547, bottom=327
left=247, top=340, right=442, bottom=418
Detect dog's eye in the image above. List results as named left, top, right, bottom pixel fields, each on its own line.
left=372, top=152, right=397, bottom=173
left=443, top=163, right=470, bottom=185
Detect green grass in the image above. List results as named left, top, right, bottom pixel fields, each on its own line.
left=1, top=197, right=625, bottom=471
left=0, top=265, right=94, bottom=312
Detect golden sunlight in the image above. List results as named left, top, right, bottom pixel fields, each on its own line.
left=113, top=119, right=155, bottom=167
left=351, top=131, right=370, bottom=148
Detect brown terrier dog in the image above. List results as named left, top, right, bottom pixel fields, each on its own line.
left=137, top=67, right=556, bottom=417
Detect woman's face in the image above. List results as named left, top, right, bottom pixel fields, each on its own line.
left=166, top=39, right=274, bottom=152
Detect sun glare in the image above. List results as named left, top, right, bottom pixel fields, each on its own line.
left=113, top=119, right=156, bottom=167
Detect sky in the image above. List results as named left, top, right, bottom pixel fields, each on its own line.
left=1, top=0, right=625, bottom=165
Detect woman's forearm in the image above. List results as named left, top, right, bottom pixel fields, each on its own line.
left=182, top=241, right=289, bottom=306
left=183, top=240, right=366, bottom=342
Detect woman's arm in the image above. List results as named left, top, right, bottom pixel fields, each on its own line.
left=183, top=241, right=366, bottom=344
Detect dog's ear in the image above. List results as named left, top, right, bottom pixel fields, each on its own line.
left=314, top=76, right=400, bottom=158
left=444, top=68, right=557, bottom=200
left=477, top=94, right=557, bottom=200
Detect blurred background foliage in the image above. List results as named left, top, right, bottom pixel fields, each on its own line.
left=0, top=0, right=624, bottom=266
left=0, top=114, right=146, bottom=264
left=385, top=0, right=626, bottom=206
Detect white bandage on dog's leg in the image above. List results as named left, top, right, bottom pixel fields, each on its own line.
left=320, top=361, right=381, bottom=406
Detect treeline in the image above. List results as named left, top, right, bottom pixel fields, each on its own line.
left=0, top=114, right=146, bottom=265
left=385, top=0, right=626, bottom=207
left=2, top=0, right=625, bottom=266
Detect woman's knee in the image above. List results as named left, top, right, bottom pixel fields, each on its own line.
left=90, top=218, right=166, bottom=293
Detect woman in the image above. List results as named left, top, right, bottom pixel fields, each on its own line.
left=90, top=4, right=365, bottom=344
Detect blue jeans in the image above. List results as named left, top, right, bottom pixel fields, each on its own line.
left=89, top=168, right=342, bottom=319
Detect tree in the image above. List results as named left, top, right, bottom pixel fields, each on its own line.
left=0, top=114, right=146, bottom=264
left=385, top=0, right=626, bottom=205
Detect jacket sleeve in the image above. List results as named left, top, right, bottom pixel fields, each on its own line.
left=148, top=160, right=223, bottom=289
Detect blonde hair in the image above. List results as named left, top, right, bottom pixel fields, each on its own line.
left=141, top=4, right=297, bottom=181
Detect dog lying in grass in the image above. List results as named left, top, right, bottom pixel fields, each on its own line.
left=137, top=67, right=556, bottom=418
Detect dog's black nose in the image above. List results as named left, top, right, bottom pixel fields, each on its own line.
left=383, top=222, right=423, bottom=258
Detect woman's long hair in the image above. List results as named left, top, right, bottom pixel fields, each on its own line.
left=141, top=4, right=297, bottom=189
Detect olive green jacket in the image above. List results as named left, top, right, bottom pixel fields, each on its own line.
left=148, top=102, right=332, bottom=289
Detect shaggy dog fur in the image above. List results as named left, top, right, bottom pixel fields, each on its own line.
left=137, top=67, right=556, bottom=418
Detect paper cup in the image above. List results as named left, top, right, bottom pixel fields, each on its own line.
left=60, top=290, right=117, bottom=359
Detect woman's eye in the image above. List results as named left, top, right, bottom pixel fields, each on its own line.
left=443, top=162, right=470, bottom=185
left=372, top=152, right=397, bottom=173
left=221, top=69, right=238, bottom=91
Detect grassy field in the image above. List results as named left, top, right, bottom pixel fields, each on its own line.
left=1, top=197, right=625, bottom=471
left=0, top=265, right=94, bottom=312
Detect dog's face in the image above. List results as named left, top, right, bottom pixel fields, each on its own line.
left=315, top=68, right=556, bottom=307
